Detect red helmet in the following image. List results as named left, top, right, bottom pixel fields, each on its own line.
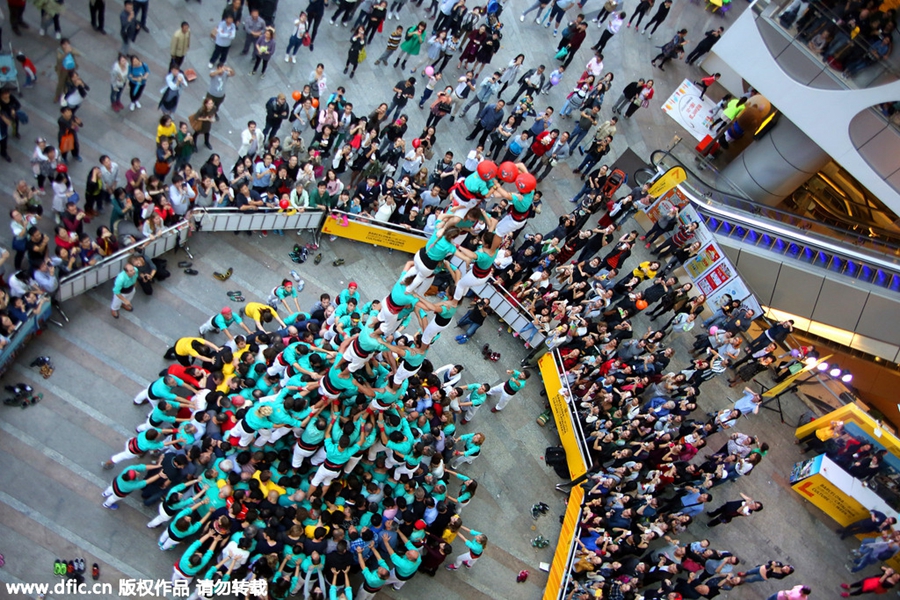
left=498, top=161, right=518, bottom=183
left=515, top=172, right=537, bottom=194
left=476, top=160, right=498, bottom=181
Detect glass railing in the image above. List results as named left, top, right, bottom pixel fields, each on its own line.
left=753, top=0, right=899, bottom=88
left=649, top=149, right=900, bottom=291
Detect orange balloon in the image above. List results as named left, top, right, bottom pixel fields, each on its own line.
left=635, top=299, right=648, bottom=310
left=311, top=98, right=319, bottom=108
left=292, top=90, right=302, bottom=102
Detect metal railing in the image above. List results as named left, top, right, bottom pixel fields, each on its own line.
left=754, top=0, right=900, bottom=89
left=649, top=150, right=900, bottom=291
left=0, top=298, right=53, bottom=378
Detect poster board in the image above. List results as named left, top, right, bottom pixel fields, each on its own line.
left=661, top=79, right=721, bottom=141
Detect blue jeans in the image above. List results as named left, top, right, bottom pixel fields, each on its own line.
left=569, top=123, right=589, bottom=149
left=576, top=154, right=599, bottom=173
left=560, top=99, right=580, bottom=116
left=520, top=322, right=539, bottom=342
left=286, top=34, right=304, bottom=56
left=458, top=311, right=482, bottom=337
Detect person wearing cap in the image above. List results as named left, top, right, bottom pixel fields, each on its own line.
left=338, top=282, right=361, bottom=306
left=445, top=526, right=487, bottom=571
left=268, top=279, right=303, bottom=314
left=488, top=369, right=530, bottom=413
left=101, top=462, right=164, bottom=509
left=199, top=306, right=253, bottom=339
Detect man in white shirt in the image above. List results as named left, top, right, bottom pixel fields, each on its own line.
left=238, top=121, right=265, bottom=157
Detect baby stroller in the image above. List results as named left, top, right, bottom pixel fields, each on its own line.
left=0, top=43, right=20, bottom=94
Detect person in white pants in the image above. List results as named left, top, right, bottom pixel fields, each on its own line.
left=489, top=369, right=530, bottom=412
left=110, top=261, right=139, bottom=318
left=446, top=526, right=487, bottom=571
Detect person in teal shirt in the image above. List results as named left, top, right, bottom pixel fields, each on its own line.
left=133, top=374, right=195, bottom=408
left=338, top=282, right=360, bottom=306
left=453, top=231, right=503, bottom=300
left=420, top=298, right=459, bottom=346
left=488, top=369, right=530, bottom=412
left=356, top=545, right=389, bottom=598
left=102, top=427, right=176, bottom=469
left=159, top=498, right=212, bottom=550
left=391, top=338, right=426, bottom=385
left=328, top=570, right=353, bottom=600
left=102, top=462, right=163, bottom=509
left=459, top=382, right=490, bottom=424
left=450, top=432, right=485, bottom=468
left=174, top=531, right=225, bottom=582
left=377, top=269, right=439, bottom=336
left=110, top=260, right=139, bottom=318
left=198, top=305, right=252, bottom=340
left=380, top=532, right=421, bottom=589
left=269, top=279, right=303, bottom=314
left=406, top=226, right=463, bottom=296
left=445, top=526, right=488, bottom=571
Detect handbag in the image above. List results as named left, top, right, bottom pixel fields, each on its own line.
left=67, top=191, right=80, bottom=204
left=302, top=33, right=312, bottom=46
left=555, top=46, right=569, bottom=60
left=59, top=132, right=75, bottom=154
left=357, top=47, right=367, bottom=63
left=155, top=160, right=171, bottom=177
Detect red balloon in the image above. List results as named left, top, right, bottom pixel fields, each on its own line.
left=498, top=161, right=518, bottom=183
left=412, top=138, right=421, bottom=149
left=515, top=172, right=537, bottom=194
left=292, top=90, right=302, bottom=102
left=476, top=160, right=498, bottom=181
left=279, top=198, right=290, bottom=210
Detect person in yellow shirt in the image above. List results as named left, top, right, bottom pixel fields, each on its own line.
left=164, top=337, right=221, bottom=366
left=156, top=115, right=177, bottom=143
left=243, top=301, right=287, bottom=331
left=632, top=260, right=661, bottom=282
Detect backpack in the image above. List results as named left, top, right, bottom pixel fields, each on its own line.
left=545, top=446, right=569, bottom=479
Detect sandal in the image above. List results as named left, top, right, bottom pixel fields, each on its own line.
left=314, top=253, right=323, bottom=265
left=111, top=310, right=119, bottom=319
left=229, top=295, right=245, bottom=302
left=227, top=290, right=243, bottom=297
left=333, top=258, right=345, bottom=266
left=177, top=261, right=192, bottom=268
left=213, top=267, right=233, bottom=281
left=184, top=268, right=199, bottom=275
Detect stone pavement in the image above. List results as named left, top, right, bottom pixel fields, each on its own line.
left=0, top=0, right=864, bottom=599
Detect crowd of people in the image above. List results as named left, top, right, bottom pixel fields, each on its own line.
left=2, top=0, right=891, bottom=599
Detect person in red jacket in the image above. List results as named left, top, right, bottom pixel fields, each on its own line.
left=522, top=129, right=559, bottom=171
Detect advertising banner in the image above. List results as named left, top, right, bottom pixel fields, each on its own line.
left=661, top=79, right=720, bottom=141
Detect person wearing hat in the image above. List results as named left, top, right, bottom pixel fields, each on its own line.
left=268, top=279, right=303, bottom=314
left=198, top=306, right=253, bottom=339
left=338, top=281, right=361, bottom=306
left=101, top=462, right=164, bottom=509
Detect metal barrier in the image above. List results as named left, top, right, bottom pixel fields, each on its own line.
left=56, top=221, right=191, bottom=302
left=55, top=209, right=326, bottom=303
left=200, top=207, right=326, bottom=233
left=0, top=298, right=53, bottom=378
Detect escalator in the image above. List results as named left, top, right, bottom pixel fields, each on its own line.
left=642, top=150, right=900, bottom=294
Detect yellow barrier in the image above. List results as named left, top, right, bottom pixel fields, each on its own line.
left=543, top=485, right=585, bottom=600
left=539, top=353, right=588, bottom=480
left=648, top=166, right=687, bottom=198
left=321, top=214, right=428, bottom=254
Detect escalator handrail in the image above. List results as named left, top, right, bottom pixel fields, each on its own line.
left=648, top=150, right=900, bottom=269
left=695, top=201, right=900, bottom=275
